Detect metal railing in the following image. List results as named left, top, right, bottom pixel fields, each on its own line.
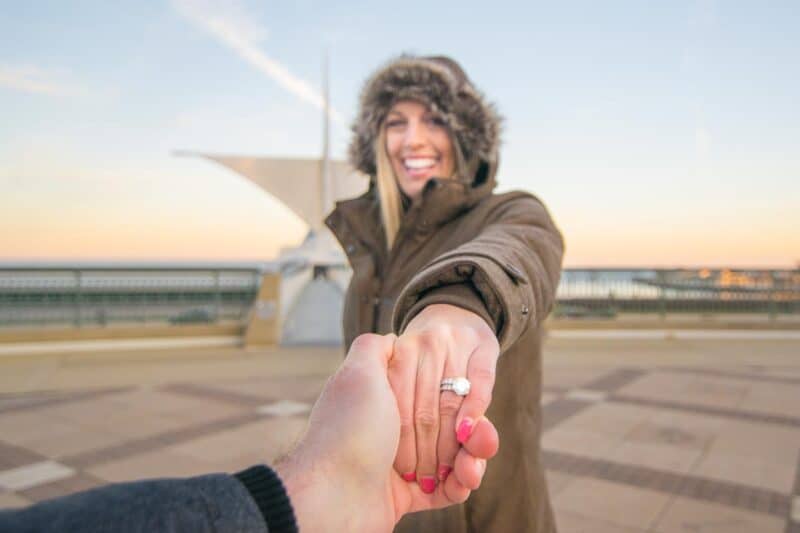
left=555, top=268, right=799, bottom=319
left=0, top=266, right=797, bottom=329
left=0, top=265, right=265, bottom=328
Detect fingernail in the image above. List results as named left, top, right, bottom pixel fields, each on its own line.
left=437, top=465, right=452, bottom=481
left=477, top=459, right=487, bottom=475
left=420, top=476, right=436, bottom=494
left=456, top=418, right=473, bottom=444
left=402, top=472, right=416, bottom=482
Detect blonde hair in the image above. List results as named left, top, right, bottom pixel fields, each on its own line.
left=374, top=125, right=468, bottom=251
left=375, top=128, right=403, bottom=250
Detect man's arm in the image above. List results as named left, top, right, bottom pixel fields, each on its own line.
left=0, top=472, right=272, bottom=533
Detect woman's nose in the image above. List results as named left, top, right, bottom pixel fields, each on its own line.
left=403, top=120, right=426, bottom=148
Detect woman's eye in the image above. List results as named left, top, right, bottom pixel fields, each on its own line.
left=385, top=120, right=405, bottom=128
left=427, top=116, right=446, bottom=127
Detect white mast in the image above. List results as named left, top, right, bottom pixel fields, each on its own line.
left=320, top=51, right=333, bottom=220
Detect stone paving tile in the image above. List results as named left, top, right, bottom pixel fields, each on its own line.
left=609, top=394, right=800, bottom=428
left=543, top=450, right=791, bottom=518
left=743, top=383, right=800, bottom=419
left=553, top=477, right=672, bottom=530
left=165, top=417, right=307, bottom=468
left=582, top=368, right=648, bottom=392
left=626, top=419, right=715, bottom=451
left=206, top=376, right=328, bottom=403
left=649, top=407, right=730, bottom=434
left=553, top=402, right=654, bottom=438
left=792, top=495, right=800, bottom=523
left=159, top=382, right=267, bottom=407
left=565, top=388, right=608, bottom=402
left=256, top=400, right=311, bottom=417
left=708, top=419, right=800, bottom=466
left=0, top=441, right=46, bottom=470
left=19, top=472, right=106, bottom=503
left=553, top=510, right=644, bottom=532
left=667, top=366, right=800, bottom=386
left=614, top=371, right=742, bottom=409
left=20, top=427, right=128, bottom=460
left=63, top=412, right=263, bottom=469
left=86, top=449, right=223, bottom=484
left=0, top=411, right=82, bottom=449
left=692, top=452, right=796, bottom=494
left=0, top=491, right=31, bottom=510
left=544, top=470, right=577, bottom=496
left=542, top=398, right=593, bottom=431
left=0, top=387, right=133, bottom=415
left=100, top=389, right=234, bottom=416
left=681, top=377, right=750, bottom=409
left=542, top=427, right=620, bottom=460
left=542, top=367, right=618, bottom=390
left=0, top=461, right=75, bottom=491
left=652, top=496, right=785, bottom=532
left=606, top=441, right=702, bottom=475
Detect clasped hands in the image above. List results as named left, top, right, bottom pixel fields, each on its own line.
left=278, top=304, right=500, bottom=533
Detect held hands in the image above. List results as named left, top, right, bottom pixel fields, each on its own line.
left=389, top=304, right=501, bottom=494
left=277, top=333, right=499, bottom=533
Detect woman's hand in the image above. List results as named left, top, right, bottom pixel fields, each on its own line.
left=280, top=333, right=499, bottom=532
left=389, top=303, right=500, bottom=493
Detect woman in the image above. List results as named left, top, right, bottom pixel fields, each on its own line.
left=325, top=55, right=564, bottom=532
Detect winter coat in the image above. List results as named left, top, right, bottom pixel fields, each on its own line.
left=325, top=162, right=564, bottom=533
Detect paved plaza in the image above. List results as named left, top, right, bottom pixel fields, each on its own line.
left=0, top=335, right=799, bottom=532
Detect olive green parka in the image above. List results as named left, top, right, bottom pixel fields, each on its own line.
left=325, top=156, right=564, bottom=532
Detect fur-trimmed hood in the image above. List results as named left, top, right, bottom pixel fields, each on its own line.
left=348, top=55, right=502, bottom=182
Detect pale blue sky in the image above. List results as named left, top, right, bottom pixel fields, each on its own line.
left=1, top=1, right=797, bottom=266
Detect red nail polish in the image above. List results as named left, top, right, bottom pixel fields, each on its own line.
left=437, top=465, right=452, bottom=481
left=402, top=472, right=416, bottom=482
left=420, top=476, right=436, bottom=494
left=457, top=419, right=473, bottom=444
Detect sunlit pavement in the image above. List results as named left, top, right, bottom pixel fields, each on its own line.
left=1, top=337, right=799, bottom=532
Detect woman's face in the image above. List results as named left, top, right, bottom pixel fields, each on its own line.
left=384, top=100, right=455, bottom=201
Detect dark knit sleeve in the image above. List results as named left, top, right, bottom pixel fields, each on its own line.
left=235, top=465, right=298, bottom=533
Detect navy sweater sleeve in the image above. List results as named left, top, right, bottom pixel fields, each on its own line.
left=0, top=468, right=295, bottom=533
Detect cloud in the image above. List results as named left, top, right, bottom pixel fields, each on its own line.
left=171, top=0, right=343, bottom=123
left=0, top=65, right=80, bottom=96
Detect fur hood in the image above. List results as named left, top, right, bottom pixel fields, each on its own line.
left=348, top=55, right=502, bottom=179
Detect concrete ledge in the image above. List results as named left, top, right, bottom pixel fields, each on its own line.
left=0, top=336, right=242, bottom=357
left=547, top=315, right=799, bottom=331
left=547, top=329, right=800, bottom=341
left=0, top=323, right=244, bottom=344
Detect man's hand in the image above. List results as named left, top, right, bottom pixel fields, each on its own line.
left=276, top=333, right=499, bottom=533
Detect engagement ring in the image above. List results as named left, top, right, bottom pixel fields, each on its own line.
left=440, top=377, right=471, bottom=396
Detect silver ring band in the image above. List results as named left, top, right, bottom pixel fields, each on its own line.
left=440, top=377, right=471, bottom=396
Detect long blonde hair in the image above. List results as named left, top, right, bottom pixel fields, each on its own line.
left=374, top=128, right=403, bottom=250
left=375, top=126, right=467, bottom=251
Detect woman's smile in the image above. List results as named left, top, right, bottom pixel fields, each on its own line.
left=384, top=100, right=455, bottom=200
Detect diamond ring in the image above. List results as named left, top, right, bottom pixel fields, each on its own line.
left=440, top=377, right=471, bottom=396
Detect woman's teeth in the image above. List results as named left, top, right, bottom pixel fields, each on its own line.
left=404, top=158, right=436, bottom=170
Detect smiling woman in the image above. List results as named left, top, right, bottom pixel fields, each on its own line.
left=325, top=55, right=565, bottom=533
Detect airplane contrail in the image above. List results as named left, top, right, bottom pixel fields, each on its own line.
left=171, top=0, right=343, bottom=123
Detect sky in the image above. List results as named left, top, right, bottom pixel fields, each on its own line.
left=1, top=0, right=798, bottom=268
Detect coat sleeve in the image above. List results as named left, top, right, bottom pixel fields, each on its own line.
left=0, top=472, right=275, bottom=533
left=392, top=193, right=564, bottom=353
